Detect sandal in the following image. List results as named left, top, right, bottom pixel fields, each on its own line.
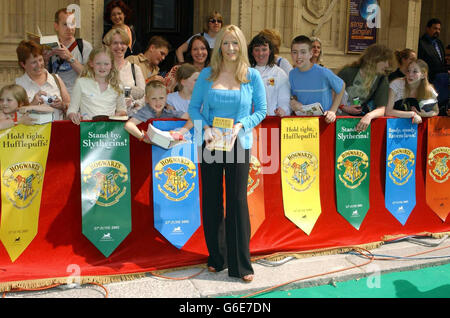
left=242, top=274, right=254, bottom=283
left=207, top=266, right=217, bottom=273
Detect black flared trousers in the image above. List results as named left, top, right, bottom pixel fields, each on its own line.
left=199, top=141, right=253, bottom=278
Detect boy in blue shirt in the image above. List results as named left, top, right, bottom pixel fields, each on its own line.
left=289, top=35, right=345, bottom=123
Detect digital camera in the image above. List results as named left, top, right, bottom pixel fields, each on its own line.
left=41, top=95, right=58, bottom=104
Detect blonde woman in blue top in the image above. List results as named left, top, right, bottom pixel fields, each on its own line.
left=188, top=25, right=267, bottom=283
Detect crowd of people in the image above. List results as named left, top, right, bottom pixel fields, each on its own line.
left=1, top=2, right=449, bottom=283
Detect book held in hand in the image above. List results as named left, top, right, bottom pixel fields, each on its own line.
left=17, top=111, right=54, bottom=125
left=209, top=117, right=235, bottom=152
left=294, top=102, right=324, bottom=116
left=419, top=99, right=437, bottom=113
left=108, top=115, right=129, bottom=121
left=26, top=26, right=60, bottom=50
left=146, top=123, right=188, bottom=149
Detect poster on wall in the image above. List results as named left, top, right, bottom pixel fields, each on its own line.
left=346, top=0, right=379, bottom=54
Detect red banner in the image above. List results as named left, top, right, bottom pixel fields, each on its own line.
left=0, top=118, right=449, bottom=289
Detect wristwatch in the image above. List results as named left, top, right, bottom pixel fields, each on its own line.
left=68, top=57, right=75, bottom=64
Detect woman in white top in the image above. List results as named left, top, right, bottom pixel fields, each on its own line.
left=176, top=11, right=223, bottom=63
left=248, top=34, right=291, bottom=116
left=104, top=28, right=145, bottom=114
left=257, top=29, right=293, bottom=76
left=386, top=59, right=439, bottom=124
left=15, top=40, right=70, bottom=120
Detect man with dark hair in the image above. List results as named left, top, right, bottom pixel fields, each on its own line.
left=418, top=18, right=447, bottom=114
left=44, top=8, right=93, bottom=95
left=126, top=36, right=171, bottom=82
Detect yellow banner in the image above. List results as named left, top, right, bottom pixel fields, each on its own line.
left=0, top=124, right=51, bottom=262
left=281, top=117, right=321, bottom=235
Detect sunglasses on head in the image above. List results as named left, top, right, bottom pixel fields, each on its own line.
left=209, top=19, right=222, bottom=24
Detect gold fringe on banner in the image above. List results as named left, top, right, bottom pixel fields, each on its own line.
left=0, top=273, right=147, bottom=293
left=253, top=241, right=385, bottom=263
left=382, top=231, right=450, bottom=241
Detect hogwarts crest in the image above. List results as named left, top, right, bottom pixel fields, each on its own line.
left=2, top=162, right=44, bottom=209
left=336, top=150, right=369, bottom=189
left=427, top=147, right=450, bottom=183
left=282, top=151, right=318, bottom=192
left=387, top=148, right=415, bottom=186
left=154, top=156, right=196, bottom=202
left=82, top=160, right=129, bottom=207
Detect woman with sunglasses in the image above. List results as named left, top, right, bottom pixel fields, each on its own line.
left=176, top=11, right=223, bottom=63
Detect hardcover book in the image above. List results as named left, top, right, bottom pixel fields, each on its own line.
left=146, top=123, right=187, bottom=149
left=210, top=117, right=235, bottom=152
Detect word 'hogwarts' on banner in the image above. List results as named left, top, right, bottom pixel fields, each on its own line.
left=80, top=121, right=132, bottom=257
left=281, top=117, right=321, bottom=235
left=152, top=120, right=201, bottom=249
left=335, top=118, right=371, bottom=230
left=0, top=124, right=51, bottom=262
left=385, top=118, right=418, bottom=226
left=426, top=117, right=450, bottom=221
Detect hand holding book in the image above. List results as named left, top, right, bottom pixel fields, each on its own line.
left=204, top=127, right=225, bottom=151
left=205, top=117, right=237, bottom=152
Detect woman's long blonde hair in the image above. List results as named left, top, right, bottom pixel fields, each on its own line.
left=346, top=44, right=394, bottom=90
left=404, top=59, right=435, bottom=100
left=80, top=46, right=123, bottom=94
left=208, top=24, right=250, bottom=84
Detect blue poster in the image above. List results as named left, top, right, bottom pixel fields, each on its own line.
left=385, top=118, right=418, bottom=225
left=151, top=120, right=201, bottom=249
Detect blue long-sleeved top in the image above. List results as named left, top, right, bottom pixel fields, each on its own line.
left=188, top=66, right=267, bottom=149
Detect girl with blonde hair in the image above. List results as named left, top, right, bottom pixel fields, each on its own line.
left=386, top=59, right=439, bottom=123
left=188, top=24, right=267, bottom=283
left=67, top=46, right=127, bottom=124
left=337, top=44, right=394, bottom=131
left=0, top=84, right=54, bottom=130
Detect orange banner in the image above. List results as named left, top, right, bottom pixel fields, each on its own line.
left=247, top=125, right=265, bottom=238
left=426, top=117, right=450, bottom=221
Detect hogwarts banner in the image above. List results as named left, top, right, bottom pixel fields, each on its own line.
left=80, top=121, right=132, bottom=257
left=426, top=117, right=450, bottom=221
left=0, top=124, right=51, bottom=262
left=335, top=118, right=370, bottom=230
left=385, top=118, right=418, bottom=225
left=151, top=120, right=201, bottom=249
left=281, top=117, right=321, bottom=235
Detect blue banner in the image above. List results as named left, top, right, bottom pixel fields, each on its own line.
left=151, top=120, right=200, bottom=249
left=385, top=118, right=418, bottom=225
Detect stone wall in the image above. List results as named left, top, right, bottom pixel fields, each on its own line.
left=0, top=0, right=448, bottom=88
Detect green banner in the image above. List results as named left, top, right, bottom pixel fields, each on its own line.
left=335, top=118, right=371, bottom=230
left=80, top=121, right=131, bottom=257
